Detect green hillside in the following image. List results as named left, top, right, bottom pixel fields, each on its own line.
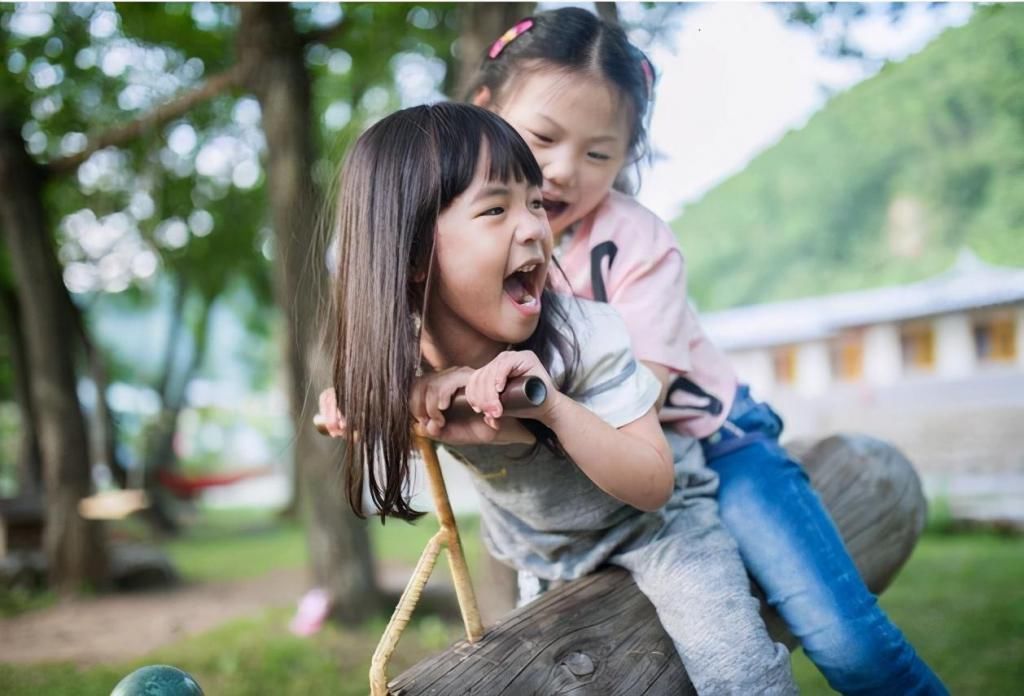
left=673, top=4, right=1024, bottom=310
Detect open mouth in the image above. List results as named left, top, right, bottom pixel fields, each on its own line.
left=542, top=197, right=568, bottom=219
left=503, top=260, right=544, bottom=310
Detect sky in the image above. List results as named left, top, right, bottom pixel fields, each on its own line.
left=615, top=2, right=976, bottom=221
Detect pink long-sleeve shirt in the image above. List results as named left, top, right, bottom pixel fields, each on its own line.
left=551, top=190, right=737, bottom=439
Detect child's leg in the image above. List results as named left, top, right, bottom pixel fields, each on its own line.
left=613, top=441, right=796, bottom=695
left=707, top=393, right=947, bottom=695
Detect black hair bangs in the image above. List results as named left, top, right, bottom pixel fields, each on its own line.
left=429, top=103, right=543, bottom=209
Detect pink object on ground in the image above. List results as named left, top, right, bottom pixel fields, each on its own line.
left=289, top=588, right=331, bottom=637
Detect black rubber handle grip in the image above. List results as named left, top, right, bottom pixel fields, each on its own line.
left=445, top=375, right=548, bottom=421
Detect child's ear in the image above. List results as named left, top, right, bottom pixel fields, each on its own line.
left=471, top=86, right=492, bottom=108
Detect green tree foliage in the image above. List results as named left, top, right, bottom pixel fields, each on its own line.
left=673, top=4, right=1024, bottom=310
left=0, top=2, right=458, bottom=389
left=0, top=3, right=459, bottom=508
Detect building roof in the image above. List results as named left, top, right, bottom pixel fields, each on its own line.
left=701, top=250, right=1024, bottom=351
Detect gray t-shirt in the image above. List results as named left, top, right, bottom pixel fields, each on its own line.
left=445, top=296, right=695, bottom=581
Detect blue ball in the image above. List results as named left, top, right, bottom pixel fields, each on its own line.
left=110, top=665, right=204, bottom=696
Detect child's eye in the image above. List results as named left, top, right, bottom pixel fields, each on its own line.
left=480, top=206, right=505, bottom=217
left=530, top=131, right=553, bottom=144
left=587, top=151, right=611, bottom=161
left=530, top=198, right=544, bottom=210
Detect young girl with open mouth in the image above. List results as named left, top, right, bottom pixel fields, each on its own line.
left=463, top=8, right=946, bottom=695
left=321, top=101, right=796, bottom=694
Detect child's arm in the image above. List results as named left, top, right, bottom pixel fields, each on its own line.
left=316, top=379, right=535, bottom=445
left=467, top=351, right=674, bottom=512
left=410, top=367, right=534, bottom=446
left=546, top=395, right=673, bottom=512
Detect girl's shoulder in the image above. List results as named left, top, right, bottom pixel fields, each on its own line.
left=549, top=295, right=661, bottom=426
left=550, top=294, right=634, bottom=372
left=586, top=191, right=681, bottom=256
left=552, top=293, right=627, bottom=339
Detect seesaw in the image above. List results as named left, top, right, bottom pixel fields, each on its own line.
left=110, top=382, right=925, bottom=695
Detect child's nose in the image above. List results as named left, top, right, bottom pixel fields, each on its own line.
left=542, top=150, right=576, bottom=189
left=517, top=208, right=549, bottom=244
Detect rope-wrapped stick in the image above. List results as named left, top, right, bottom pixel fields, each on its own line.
left=312, top=374, right=546, bottom=696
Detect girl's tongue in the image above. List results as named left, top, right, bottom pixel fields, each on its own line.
left=503, top=272, right=535, bottom=305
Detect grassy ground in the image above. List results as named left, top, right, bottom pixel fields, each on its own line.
left=161, top=508, right=307, bottom=581
left=1, top=508, right=1021, bottom=695
left=791, top=531, right=1024, bottom=694
left=0, top=607, right=462, bottom=696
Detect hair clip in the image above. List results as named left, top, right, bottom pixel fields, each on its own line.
left=489, top=19, right=534, bottom=59
left=639, top=57, right=654, bottom=101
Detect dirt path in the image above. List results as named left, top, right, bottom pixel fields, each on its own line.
left=0, top=559, right=470, bottom=667
left=0, top=567, right=307, bottom=665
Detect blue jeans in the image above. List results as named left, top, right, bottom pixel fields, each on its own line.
left=702, top=386, right=947, bottom=696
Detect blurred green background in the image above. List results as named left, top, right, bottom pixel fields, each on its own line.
left=1, top=3, right=1021, bottom=694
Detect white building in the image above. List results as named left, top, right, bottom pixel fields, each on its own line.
left=702, top=250, right=1024, bottom=402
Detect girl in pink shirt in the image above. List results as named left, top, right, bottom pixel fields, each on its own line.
left=466, top=7, right=945, bottom=695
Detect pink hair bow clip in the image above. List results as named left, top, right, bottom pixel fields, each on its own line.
left=640, top=58, right=654, bottom=99
left=489, top=19, right=534, bottom=59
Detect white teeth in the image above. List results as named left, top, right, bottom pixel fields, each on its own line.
left=521, top=293, right=535, bottom=304
left=518, top=263, right=536, bottom=273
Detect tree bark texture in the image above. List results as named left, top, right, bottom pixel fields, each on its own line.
left=595, top=3, right=620, bottom=27
left=236, top=3, right=379, bottom=620
left=391, top=433, right=927, bottom=695
left=0, top=281, right=42, bottom=495
left=0, top=118, right=107, bottom=592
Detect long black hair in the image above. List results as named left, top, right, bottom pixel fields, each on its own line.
left=330, top=103, right=578, bottom=520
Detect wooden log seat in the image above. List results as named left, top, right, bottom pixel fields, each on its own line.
left=390, top=433, right=927, bottom=695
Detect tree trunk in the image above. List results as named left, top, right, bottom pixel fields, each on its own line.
left=138, top=280, right=219, bottom=536
left=452, top=2, right=535, bottom=100
left=595, top=3, right=620, bottom=26
left=0, top=281, right=42, bottom=495
left=0, top=117, right=107, bottom=592
left=237, top=3, right=379, bottom=620
left=391, top=434, right=927, bottom=694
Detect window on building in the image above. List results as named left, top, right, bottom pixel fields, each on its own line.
left=900, top=322, right=935, bottom=371
left=773, top=346, right=797, bottom=385
left=973, top=311, right=1017, bottom=363
left=829, top=330, right=864, bottom=382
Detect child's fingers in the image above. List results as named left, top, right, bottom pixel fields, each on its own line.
left=410, top=378, right=432, bottom=424
left=488, top=352, right=529, bottom=413
left=318, top=388, right=336, bottom=419
left=468, top=365, right=502, bottom=418
left=436, top=383, right=456, bottom=412
left=332, top=415, right=347, bottom=438
left=489, top=352, right=515, bottom=394
left=317, top=388, right=348, bottom=438
left=424, top=417, right=442, bottom=438
left=424, top=384, right=446, bottom=431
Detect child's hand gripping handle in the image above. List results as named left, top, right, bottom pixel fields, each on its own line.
left=312, top=375, right=547, bottom=435
left=445, top=374, right=547, bottom=421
